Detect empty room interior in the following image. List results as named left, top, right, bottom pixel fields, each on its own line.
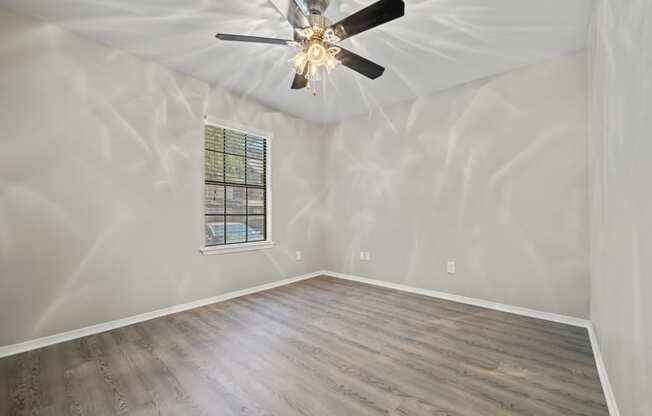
left=0, top=0, right=650, bottom=415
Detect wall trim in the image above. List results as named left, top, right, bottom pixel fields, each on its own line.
left=321, top=270, right=590, bottom=327
left=0, top=271, right=321, bottom=359
left=587, top=323, right=621, bottom=416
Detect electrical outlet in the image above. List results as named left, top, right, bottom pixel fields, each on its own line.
left=364, top=252, right=371, bottom=261
left=447, top=261, right=456, bottom=274
left=295, top=251, right=302, bottom=261
left=360, top=251, right=365, bottom=261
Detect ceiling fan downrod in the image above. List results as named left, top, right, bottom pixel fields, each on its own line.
left=303, top=0, right=331, bottom=15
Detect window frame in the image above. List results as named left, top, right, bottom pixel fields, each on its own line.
left=200, top=117, right=273, bottom=256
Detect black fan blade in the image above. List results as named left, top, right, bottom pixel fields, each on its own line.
left=291, top=73, right=308, bottom=89
left=331, top=0, right=405, bottom=41
left=336, top=48, right=385, bottom=80
left=216, top=33, right=293, bottom=45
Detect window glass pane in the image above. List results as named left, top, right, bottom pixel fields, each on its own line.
left=205, top=185, right=225, bottom=215
left=226, top=216, right=247, bottom=243
left=205, top=151, right=224, bottom=182
left=225, top=154, right=245, bottom=183
left=205, top=216, right=225, bottom=246
left=205, top=126, right=224, bottom=152
left=247, top=188, right=265, bottom=215
left=205, top=125, right=268, bottom=247
left=248, top=216, right=265, bottom=242
left=246, top=158, right=265, bottom=186
left=246, top=136, right=265, bottom=160
left=225, top=134, right=246, bottom=156
left=226, top=186, right=246, bottom=214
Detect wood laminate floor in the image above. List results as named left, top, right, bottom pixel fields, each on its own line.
left=0, top=276, right=608, bottom=416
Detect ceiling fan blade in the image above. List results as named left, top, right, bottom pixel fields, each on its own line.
left=336, top=47, right=385, bottom=80
left=215, top=33, right=293, bottom=46
left=291, top=72, right=308, bottom=89
left=331, top=0, right=405, bottom=41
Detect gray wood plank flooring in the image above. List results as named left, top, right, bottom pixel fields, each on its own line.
left=0, top=276, right=608, bottom=415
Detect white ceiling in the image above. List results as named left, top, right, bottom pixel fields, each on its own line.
left=0, top=0, right=593, bottom=124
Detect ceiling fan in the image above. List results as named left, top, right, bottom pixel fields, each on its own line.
left=216, top=0, right=405, bottom=95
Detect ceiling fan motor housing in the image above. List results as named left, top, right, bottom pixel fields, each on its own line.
left=307, top=14, right=332, bottom=38
left=304, top=0, right=331, bottom=15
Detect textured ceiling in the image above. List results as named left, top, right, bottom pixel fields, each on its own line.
left=0, top=0, right=593, bottom=123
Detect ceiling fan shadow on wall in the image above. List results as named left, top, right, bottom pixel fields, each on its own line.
left=215, top=0, right=405, bottom=95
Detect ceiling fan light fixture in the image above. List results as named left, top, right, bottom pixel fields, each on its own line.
left=324, top=28, right=341, bottom=43
left=307, top=42, right=329, bottom=65
left=328, top=46, right=341, bottom=56
left=306, top=63, right=321, bottom=81
left=215, top=0, right=405, bottom=94
left=289, top=39, right=341, bottom=94
left=324, top=55, right=340, bottom=72
left=290, top=51, right=309, bottom=75
left=296, top=27, right=314, bottom=39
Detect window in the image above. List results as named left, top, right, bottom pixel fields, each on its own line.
left=202, top=123, right=271, bottom=253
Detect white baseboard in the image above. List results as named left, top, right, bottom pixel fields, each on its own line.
left=0, top=271, right=321, bottom=359
left=587, top=324, right=621, bottom=416
left=320, top=270, right=590, bottom=328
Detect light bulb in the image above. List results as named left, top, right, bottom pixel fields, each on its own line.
left=324, top=55, right=340, bottom=72
left=290, top=51, right=308, bottom=75
left=307, top=43, right=328, bottom=66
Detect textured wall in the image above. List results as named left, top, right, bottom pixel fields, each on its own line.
left=588, top=1, right=652, bottom=415
left=0, top=4, right=595, bottom=351
left=0, top=8, right=324, bottom=347
left=322, top=52, right=590, bottom=318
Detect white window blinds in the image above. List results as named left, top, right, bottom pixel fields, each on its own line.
left=204, top=124, right=268, bottom=246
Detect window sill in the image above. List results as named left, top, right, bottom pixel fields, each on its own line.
left=200, top=241, right=275, bottom=256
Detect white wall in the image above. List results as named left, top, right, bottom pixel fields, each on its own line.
left=588, top=1, right=652, bottom=415
left=0, top=8, right=324, bottom=347
left=322, top=52, right=590, bottom=318
left=0, top=4, right=595, bottom=350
